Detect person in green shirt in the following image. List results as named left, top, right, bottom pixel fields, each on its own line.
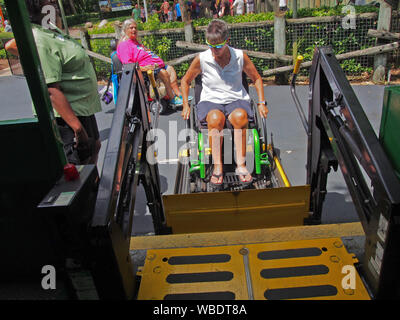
left=6, top=0, right=102, bottom=165
left=132, top=4, right=141, bottom=21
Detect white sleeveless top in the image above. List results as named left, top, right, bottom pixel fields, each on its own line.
left=199, top=46, right=250, bottom=104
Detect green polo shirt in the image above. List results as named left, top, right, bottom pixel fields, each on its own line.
left=32, top=25, right=101, bottom=117
left=132, top=8, right=141, bottom=21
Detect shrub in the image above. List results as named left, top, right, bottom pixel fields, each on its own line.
left=66, top=12, right=100, bottom=27
left=0, top=32, right=13, bottom=59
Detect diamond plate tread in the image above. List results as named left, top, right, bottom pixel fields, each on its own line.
left=137, top=237, right=370, bottom=300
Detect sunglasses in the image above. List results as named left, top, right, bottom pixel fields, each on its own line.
left=206, top=39, right=228, bottom=49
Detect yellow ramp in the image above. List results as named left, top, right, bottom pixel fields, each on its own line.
left=138, top=237, right=370, bottom=300
left=163, top=185, right=310, bottom=234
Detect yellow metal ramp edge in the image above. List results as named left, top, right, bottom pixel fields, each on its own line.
left=137, top=237, right=370, bottom=300
left=163, top=185, right=310, bottom=234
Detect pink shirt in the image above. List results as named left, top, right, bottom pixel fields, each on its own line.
left=162, top=1, right=170, bottom=14
left=117, top=39, right=165, bottom=68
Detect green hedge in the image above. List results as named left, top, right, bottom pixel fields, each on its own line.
left=66, top=9, right=133, bottom=27
left=0, top=32, right=13, bottom=59
left=86, top=4, right=379, bottom=32
left=66, top=12, right=101, bottom=27
left=99, top=9, right=132, bottom=20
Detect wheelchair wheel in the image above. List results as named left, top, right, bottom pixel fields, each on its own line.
left=150, top=99, right=169, bottom=116
left=159, top=99, right=169, bottom=115
left=150, top=101, right=160, bottom=115
left=254, top=102, right=268, bottom=148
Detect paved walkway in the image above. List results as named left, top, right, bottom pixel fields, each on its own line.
left=0, top=67, right=11, bottom=77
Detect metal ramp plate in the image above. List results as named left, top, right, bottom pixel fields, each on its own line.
left=163, top=185, right=310, bottom=234
left=137, top=238, right=370, bottom=300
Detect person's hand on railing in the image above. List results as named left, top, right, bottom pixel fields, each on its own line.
left=258, top=103, right=269, bottom=118
left=140, top=63, right=159, bottom=72
left=181, top=104, right=191, bottom=120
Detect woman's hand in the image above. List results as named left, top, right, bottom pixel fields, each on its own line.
left=181, top=104, right=191, bottom=120
left=258, top=103, right=269, bottom=118
left=180, top=55, right=201, bottom=121
left=140, top=64, right=156, bottom=72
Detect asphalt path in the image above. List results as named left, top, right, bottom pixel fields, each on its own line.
left=0, top=75, right=385, bottom=235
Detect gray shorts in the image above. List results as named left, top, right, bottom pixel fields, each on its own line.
left=197, top=99, right=253, bottom=128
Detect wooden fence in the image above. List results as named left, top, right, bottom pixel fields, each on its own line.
left=77, top=11, right=390, bottom=80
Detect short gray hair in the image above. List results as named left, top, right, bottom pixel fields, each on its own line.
left=205, top=19, right=229, bottom=43
left=123, top=18, right=136, bottom=32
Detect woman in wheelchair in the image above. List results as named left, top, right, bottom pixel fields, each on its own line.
left=117, top=19, right=192, bottom=107
left=181, top=19, right=268, bottom=186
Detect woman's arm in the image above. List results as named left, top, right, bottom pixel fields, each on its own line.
left=242, top=52, right=268, bottom=118
left=180, top=55, right=202, bottom=120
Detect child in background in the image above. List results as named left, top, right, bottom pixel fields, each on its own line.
left=168, top=6, right=174, bottom=22
left=140, top=6, right=146, bottom=22
left=246, top=0, right=254, bottom=13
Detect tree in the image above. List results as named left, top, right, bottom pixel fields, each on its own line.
left=67, top=0, right=98, bottom=14
left=67, top=0, right=78, bottom=15
left=178, top=0, right=189, bottom=22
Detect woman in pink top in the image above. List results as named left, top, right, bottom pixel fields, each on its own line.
left=117, top=19, right=183, bottom=105
left=117, top=19, right=189, bottom=106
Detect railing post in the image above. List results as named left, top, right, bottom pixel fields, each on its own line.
left=79, top=27, right=96, bottom=73
left=373, top=1, right=392, bottom=84
left=184, top=22, right=194, bottom=43
left=113, top=21, right=123, bottom=40
left=79, top=27, right=92, bottom=51
left=274, top=3, right=288, bottom=84
left=184, top=20, right=194, bottom=87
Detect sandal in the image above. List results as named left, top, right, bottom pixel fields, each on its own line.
left=209, top=172, right=224, bottom=187
left=235, top=167, right=253, bottom=185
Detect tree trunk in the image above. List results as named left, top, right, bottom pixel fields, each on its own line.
left=68, top=0, right=78, bottom=15
left=179, top=0, right=189, bottom=23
